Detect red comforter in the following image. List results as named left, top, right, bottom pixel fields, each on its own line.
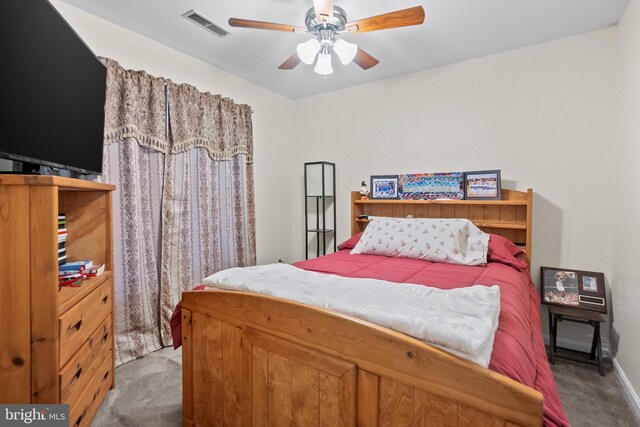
left=171, top=250, right=568, bottom=427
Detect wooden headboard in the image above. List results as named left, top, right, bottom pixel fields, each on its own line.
left=351, top=189, right=533, bottom=266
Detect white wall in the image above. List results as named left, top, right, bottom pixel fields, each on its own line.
left=292, top=28, right=616, bottom=276
left=48, top=0, right=296, bottom=265
left=291, top=28, right=618, bottom=346
left=612, top=0, right=640, bottom=400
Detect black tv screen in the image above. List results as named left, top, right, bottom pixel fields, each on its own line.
left=0, top=0, right=107, bottom=175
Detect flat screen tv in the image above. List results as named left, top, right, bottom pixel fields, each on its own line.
left=0, top=0, right=107, bottom=175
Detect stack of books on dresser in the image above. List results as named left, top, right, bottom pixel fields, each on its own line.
left=59, top=259, right=106, bottom=287
left=58, top=214, right=67, bottom=265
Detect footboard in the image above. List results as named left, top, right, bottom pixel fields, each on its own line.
left=181, top=290, right=543, bottom=427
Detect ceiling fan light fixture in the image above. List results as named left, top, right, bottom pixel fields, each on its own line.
left=314, top=52, right=333, bottom=75
left=231, top=4, right=427, bottom=74
left=333, top=39, right=358, bottom=65
left=297, top=38, right=321, bottom=65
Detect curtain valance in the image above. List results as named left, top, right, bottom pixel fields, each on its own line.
left=167, top=82, right=254, bottom=164
left=103, top=58, right=168, bottom=152
left=103, top=59, right=253, bottom=164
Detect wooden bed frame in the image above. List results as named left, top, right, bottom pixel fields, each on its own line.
left=181, top=188, right=542, bottom=426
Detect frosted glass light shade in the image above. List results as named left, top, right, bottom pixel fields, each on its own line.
left=333, top=39, right=358, bottom=65
left=314, top=53, right=333, bottom=75
left=296, top=39, right=321, bottom=65
left=305, top=162, right=335, bottom=197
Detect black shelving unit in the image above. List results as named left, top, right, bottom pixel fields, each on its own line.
left=304, top=161, right=336, bottom=259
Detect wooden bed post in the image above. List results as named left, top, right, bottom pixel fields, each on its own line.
left=182, top=309, right=193, bottom=427
left=525, top=188, right=533, bottom=267
left=350, top=191, right=361, bottom=237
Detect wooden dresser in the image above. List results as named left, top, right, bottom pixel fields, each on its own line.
left=0, top=175, right=115, bottom=426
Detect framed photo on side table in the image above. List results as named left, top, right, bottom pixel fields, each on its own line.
left=370, top=175, right=399, bottom=199
left=541, top=266, right=607, bottom=313
left=464, top=170, right=502, bottom=200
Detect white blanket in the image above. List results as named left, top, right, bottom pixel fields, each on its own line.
left=202, top=264, right=500, bottom=367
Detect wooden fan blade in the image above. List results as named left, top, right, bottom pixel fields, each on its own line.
left=353, top=48, right=379, bottom=70
left=346, top=6, right=425, bottom=33
left=313, top=0, right=334, bottom=22
left=278, top=52, right=301, bottom=70
left=228, top=18, right=305, bottom=33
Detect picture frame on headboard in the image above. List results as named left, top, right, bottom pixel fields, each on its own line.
left=370, top=175, right=399, bottom=199
left=464, top=170, right=502, bottom=200
left=398, top=172, right=464, bottom=200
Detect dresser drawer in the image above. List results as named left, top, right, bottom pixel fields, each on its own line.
left=60, top=314, right=112, bottom=403
left=68, top=351, right=113, bottom=427
left=59, top=279, right=113, bottom=368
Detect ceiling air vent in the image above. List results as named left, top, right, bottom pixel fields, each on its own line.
left=182, top=10, right=231, bottom=38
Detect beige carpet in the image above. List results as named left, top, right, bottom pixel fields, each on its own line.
left=93, top=346, right=639, bottom=426
left=93, top=347, right=182, bottom=426
left=550, top=350, right=639, bottom=427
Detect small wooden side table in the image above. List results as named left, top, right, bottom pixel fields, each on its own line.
left=547, top=304, right=605, bottom=376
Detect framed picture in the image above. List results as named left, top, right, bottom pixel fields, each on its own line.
left=464, top=170, right=502, bottom=200
left=398, top=172, right=464, bottom=200
left=370, top=175, right=399, bottom=199
left=541, top=266, right=607, bottom=313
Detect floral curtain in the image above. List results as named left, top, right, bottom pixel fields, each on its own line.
left=98, top=59, right=256, bottom=364
left=159, top=83, right=256, bottom=343
left=98, top=60, right=167, bottom=364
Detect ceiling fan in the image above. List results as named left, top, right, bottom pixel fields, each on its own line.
left=228, top=0, right=425, bottom=75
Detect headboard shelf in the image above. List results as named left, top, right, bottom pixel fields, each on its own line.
left=354, top=198, right=528, bottom=206
left=351, top=188, right=533, bottom=266
left=356, top=218, right=528, bottom=229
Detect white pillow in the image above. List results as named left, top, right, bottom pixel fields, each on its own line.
left=350, top=217, right=489, bottom=266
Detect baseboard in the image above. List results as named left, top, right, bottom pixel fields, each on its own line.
left=609, top=353, right=640, bottom=423
left=543, top=333, right=609, bottom=354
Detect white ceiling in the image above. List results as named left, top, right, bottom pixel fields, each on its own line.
left=62, top=0, right=630, bottom=99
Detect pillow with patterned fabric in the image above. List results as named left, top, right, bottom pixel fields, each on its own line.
left=350, top=217, right=489, bottom=266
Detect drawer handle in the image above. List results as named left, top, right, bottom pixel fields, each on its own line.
left=70, top=368, right=83, bottom=388
left=69, top=319, right=83, bottom=336
left=101, top=295, right=109, bottom=305
left=74, top=414, right=83, bottom=427
left=101, top=370, right=109, bottom=384
left=101, top=331, right=109, bottom=345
